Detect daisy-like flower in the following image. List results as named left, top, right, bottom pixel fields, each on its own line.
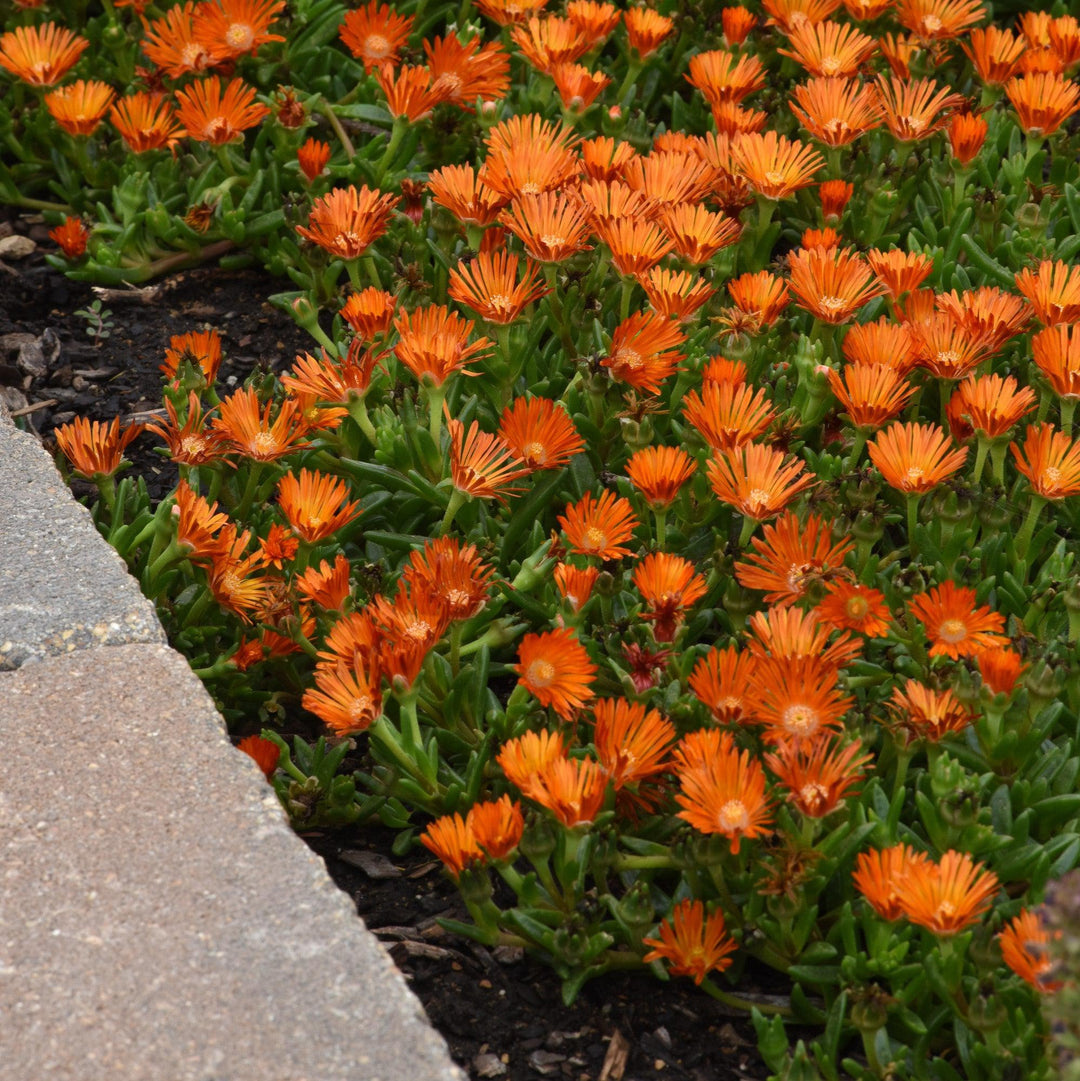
left=566, top=0, right=620, bottom=38
left=174, top=77, right=270, bottom=145
left=731, top=130, right=824, bottom=200
left=0, top=22, right=89, bottom=86
left=214, top=385, right=309, bottom=461
left=819, top=178, right=853, bottom=220
left=515, top=626, right=597, bottom=719
left=790, top=76, right=882, bottom=147
left=303, top=654, right=383, bottom=735
left=577, top=178, right=651, bottom=226
left=1049, top=15, right=1080, bottom=70
left=878, top=32, right=919, bottom=79
left=843, top=318, right=918, bottom=372
left=978, top=646, right=1027, bottom=696
left=147, top=392, right=228, bottom=467
left=528, top=756, right=608, bottom=827
left=393, top=304, right=493, bottom=387
left=340, top=288, right=396, bottom=340
left=632, top=552, right=708, bottom=642
left=479, top=113, right=580, bottom=198
left=682, top=381, right=777, bottom=451
left=946, top=112, right=988, bottom=165
left=1015, top=260, right=1080, bottom=326
left=376, top=64, right=448, bottom=122
left=734, top=510, right=854, bottom=606
left=297, top=136, right=331, bottom=183
left=659, top=204, right=741, bottom=265
left=722, top=6, right=756, bottom=44
left=510, top=15, right=589, bottom=73
left=853, top=844, right=931, bottom=921
left=579, top=135, right=639, bottom=181
left=295, top=554, right=352, bottom=611
left=940, top=286, right=1030, bottom=351
left=703, top=357, right=749, bottom=385
left=48, top=216, right=90, bottom=259
left=602, top=311, right=686, bottom=395
left=999, top=909, right=1062, bottom=993
left=498, top=191, right=591, bottom=263
left=497, top=730, right=567, bottom=797
left=894, top=0, right=985, bottom=42
left=801, top=227, right=840, bottom=250
left=171, top=479, right=229, bottom=558
left=889, top=679, right=974, bottom=741
left=727, top=270, right=790, bottom=329
left=685, top=50, right=766, bottom=107
left=788, top=245, right=884, bottom=323
left=706, top=442, right=816, bottom=522
left=595, top=218, right=674, bottom=277
left=54, top=417, right=143, bottom=479
left=866, top=248, right=934, bottom=298
left=420, top=812, right=483, bottom=877
left=554, top=562, right=599, bottom=613
left=447, top=250, right=548, bottom=324
left=295, top=184, right=399, bottom=260
left=161, top=329, right=223, bottom=384
left=778, top=20, right=877, bottom=76
left=339, top=0, right=414, bottom=70
left=674, top=733, right=772, bottom=853
left=896, top=850, right=999, bottom=936
left=1011, top=423, right=1080, bottom=499
left=192, top=0, right=285, bottom=58
left=276, top=468, right=361, bottom=544
left=638, top=267, right=715, bottom=322
left=205, top=524, right=279, bottom=621
left=109, top=92, right=185, bottom=153
left=909, top=312, right=994, bottom=381
left=962, top=26, right=1024, bottom=86
left=403, top=536, right=494, bottom=623
left=44, top=80, right=115, bottom=136
left=468, top=795, right=526, bottom=861
left=281, top=346, right=379, bottom=407
left=643, top=900, right=737, bottom=985
left=426, top=33, right=511, bottom=110
left=946, top=374, right=1036, bottom=442
left=762, top=0, right=842, bottom=32
left=711, top=100, right=769, bottom=136
left=874, top=74, right=963, bottom=140
left=828, top=363, right=916, bottom=429
left=765, top=735, right=872, bottom=818
left=593, top=697, right=674, bottom=815
left=475, top=0, right=549, bottom=24
left=427, top=163, right=506, bottom=228
left=448, top=419, right=529, bottom=503
left=624, top=7, right=673, bottom=57
left=688, top=646, right=757, bottom=725
left=622, top=151, right=717, bottom=211
left=626, top=445, right=696, bottom=508
left=751, top=655, right=854, bottom=744
left=498, top=396, right=583, bottom=470
left=1032, top=325, right=1080, bottom=401
left=867, top=421, right=967, bottom=493
left=259, top=522, right=299, bottom=569
left=815, top=581, right=891, bottom=636
left=909, top=580, right=1007, bottom=659
left=748, top=605, right=862, bottom=670
left=142, top=1, right=227, bottom=76
left=559, top=489, right=640, bottom=559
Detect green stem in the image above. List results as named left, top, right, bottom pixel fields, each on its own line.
left=373, top=118, right=407, bottom=186
left=1062, top=398, right=1076, bottom=438
left=235, top=461, right=264, bottom=520
left=320, top=101, right=355, bottom=161
left=619, top=277, right=634, bottom=321
left=348, top=396, right=377, bottom=444
left=972, top=436, right=990, bottom=484
left=738, top=515, right=757, bottom=547
left=1014, top=494, right=1046, bottom=562
left=426, top=381, right=447, bottom=447
left=653, top=507, right=667, bottom=548
left=441, top=488, right=467, bottom=534
left=989, top=441, right=1008, bottom=487
left=906, top=494, right=919, bottom=558
left=846, top=428, right=868, bottom=471
left=699, top=978, right=793, bottom=1018
left=616, top=57, right=642, bottom=101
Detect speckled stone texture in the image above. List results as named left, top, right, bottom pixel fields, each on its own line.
left=0, top=644, right=464, bottom=1081
left=0, top=408, right=165, bottom=669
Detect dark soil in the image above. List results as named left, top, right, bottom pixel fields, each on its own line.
left=0, top=208, right=771, bottom=1081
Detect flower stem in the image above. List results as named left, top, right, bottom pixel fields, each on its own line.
left=906, top=494, right=919, bottom=558
left=1015, top=493, right=1046, bottom=563
left=441, top=488, right=466, bottom=534
left=320, top=101, right=355, bottom=161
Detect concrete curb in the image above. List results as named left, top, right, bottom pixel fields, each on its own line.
left=0, top=405, right=465, bottom=1081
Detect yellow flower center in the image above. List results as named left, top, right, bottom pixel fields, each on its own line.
left=333, top=230, right=365, bottom=256
left=524, top=440, right=548, bottom=465
left=225, top=22, right=255, bottom=50
left=349, top=695, right=373, bottom=722
left=219, top=569, right=242, bottom=599
left=180, top=434, right=207, bottom=457
left=936, top=349, right=959, bottom=368
left=615, top=347, right=643, bottom=370
left=821, top=57, right=841, bottom=76
left=541, top=233, right=566, bottom=251
left=487, top=292, right=514, bottom=315
left=782, top=703, right=818, bottom=737
left=845, top=595, right=870, bottom=620
left=904, top=466, right=924, bottom=486
left=938, top=618, right=967, bottom=644
left=527, top=659, right=557, bottom=688
left=819, top=295, right=846, bottom=313
left=205, top=117, right=233, bottom=143
left=922, top=14, right=942, bottom=33
left=252, top=431, right=280, bottom=456
left=799, top=782, right=829, bottom=814
left=434, top=72, right=463, bottom=95
left=520, top=182, right=542, bottom=196
left=1042, top=466, right=1062, bottom=489
left=365, top=33, right=391, bottom=58
left=717, top=798, right=749, bottom=832
left=906, top=116, right=928, bottom=135
left=764, top=170, right=785, bottom=187
left=583, top=525, right=608, bottom=551
left=746, top=487, right=771, bottom=514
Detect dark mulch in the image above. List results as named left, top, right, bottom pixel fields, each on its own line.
left=0, top=207, right=771, bottom=1080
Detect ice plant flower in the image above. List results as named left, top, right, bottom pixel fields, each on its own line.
left=515, top=626, right=597, bottom=719
left=946, top=374, right=1036, bottom=442
left=999, top=909, right=1062, bottom=993
left=295, top=185, right=399, bottom=261
left=109, top=92, right=186, bottom=153
left=828, top=364, right=916, bottom=430
left=895, top=0, right=985, bottom=42
left=338, top=0, right=414, bottom=70
left=276, top=468, right=361, bottom=544
left=48, top=216, right=90, bottom=259
left=174, top=77, right=270, bottom=144
left=498, top=191, right=591, bottom=262
left=896, top=850, right=999, bottom=936
left=659, top=203, right=741, bottom=264
left=559, top=489, right=640, bottom=560
left=447, top=250, right=548, bottom=324
left=0, top=23, right=89, bottom=86
left=425, top=33, right=511, bottom=109
left=214, top=386, right=308, bottom=461
left=815, top=582, right=891, bottom=637
left=638, top=268, right=715, bottom=321
left=947, top=112, right=988, bottom=165
left=854, top=844, right=931, bottom=921
left=554, top=563, right=599, bottom=613
left=874, top=75, right=963, bottom=141
left=602, top=311, right=686, bottom=395
left=1005, top=72, right=1080, bottom=137
left=843, top=318, right=918, bottom=372
left=1010, top=423, right=1080, bottom=499
left=962, top=26, right=1025, bottom=85
left=402, top=537, right=493, bottom=623
left=296, top=554, right=352, bottom=611
left=731, top=131, right=825, bottom=200
left=468, top=796, right=525, bottom=861
left=497, top=731, right=567, bottom=798
left=297, top=137, right=331, bottom=182
left=428, top=163, right=507, bottom=227
left=54, top=417, right=143, bottom=479
left=626, top=445, right=696, bottom=508
left=868, top=421, right=967, bottom=493
left=1015, top=261, right=1080, bottom=326
left=340, top=289, right=396, bottom=340
left=643, top=900, right=737, bottom=985
left=161, top=329, right=223, bottom=384
left=726, top=271, right=790, bottom=330
left=420, top=812, right=483, bottom=877
left=44, top=80, right=115, bottom=136
left=498, top=396, right=583, bottom=471
left=688, top=646, right=757, bottom=726
left=528, top=756, right=607, bottom=827
left=788, top=246, right=884, bottom=323
left=764, top=735, right=872, bottom=817
left=448, top=419, right=529, bottom=503
left=632, top=552, right=708, bottom=642
left=683, top=382, right=777, bottom=452
left=1032, top=325, right=1080, bottom=401
left=889, top=680, right=975, bottom=742
left=393, top=304, right=492, bottom=387
left=685, top=50, right=766, bottom=107
left=192, top=0, right=285, bottom=57
left=595, top=218, right=675, bottom=277
left=978, top=647, right=1027, bottom=697
left=376, top=64, right=448, bottom=122
left=750, top=655, right=854, bottom=744
left=510, top=15, right=590, bottom=73
left=790, top=76, right=883, bottom=147
left=909, top=581, right=1007, bottom=659
left=593, top=697, right=674, bottom=795
left=706, top=442, right=816, bottom=524
left=748, top=606, right=861, bottom=669
left=148, top=393, right=228, bottom=467
left=624, top=7, right=673, bottom=57
left=237, top=735, right=280, bottom=779
left=778, top=20, right=877, bottom=76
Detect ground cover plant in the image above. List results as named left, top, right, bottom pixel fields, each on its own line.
left=6, top=0, right=1080, bottom=1075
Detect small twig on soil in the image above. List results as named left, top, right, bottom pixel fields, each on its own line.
left=91, top=283, right=164, bottom=304
left=9, top=398, right=57, bottom=417
left=598, top=1029, right=629, bottom=1081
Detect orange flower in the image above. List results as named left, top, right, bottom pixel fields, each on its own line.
left=947, top=112, right=988, bottom=164
left=638, top=267, right=715, bottom=322
left=566, top=0, right=621, bottom=38
left=890, top=679, right=974, bottom=741
left=402, top=536, right=493, bottom=622
left=109, top=91, right=185, bottom=153
left=731, top=130, right=824, bottom=200
left=237, top=734, right=280, bottom=779
left=750, top=655, right=854, bottom=744
left=706, top=442, right=816, bottom=522
left=828, top=363, right=916, bottom=429
left=1032, top=324, right=1080, bottom=400
left=295, top=554, right=352, bottom=611
left=511, top=15, right=589, bottom=73
left=842, top=0, right=892, bottom=18
left=1010, top=423, right=1080, bottom=499
left=622, top=151, right=717, bottom=212
left=172, top=478, right=229, bottom=558
left=643, top=900, right=737, bottom=985
left=790, top=76, right=882, bottom=147
left=48, top=215, right=90, bottom=259
left=213, top=385, right=309, bottom=461
left=498, top=191, right=591, bottom=263
left=448, top=419, right=529, bottom=503
left=946, top=374, right=1036, bottom=441
left=602, top=311, right=686, bottom=395
left=999, top=909, right=1062, bottom=993
left=44, top=80, right=115, bottom=136
left=579, top=135, right=639, bottom=181
left=54, top=416, right=143, bottom=479
left=515, top=626, right=597, bottom=719
left=447, top=250, right=548, bottom=324
left=748, top=605, right=862, bottom=670
left=193, top=0, right=285, bottom=57
left=340, top=288, right=396, bottom=340
left=722, top=6, right=756, bottom=44
left=161, top=329, right=223, bottom=383
left=779, top=20, right=877, bottom=76
left=682, top=381, right=777, bottom=451
left=734, top=510, right=854, bottom=606
left=0, top=22, right=89, bottom=85
left=896, top=850, right=999, bottom=936
left=1015, top=260, right=1080, bottom=326
left=632, top=552, right=708, bottom=642
left=801, top=227, right=840, bottom=250
left=205, top=524, right=277, bottom=621
left=467, top=795, right=525, bottom=860
left=866, top=248, right=934, bottom=298
left=685, top=50, right=766, bottom=107
left=498, top=396, right=583, bottom=470
left=624, top=7, right=673, bottom=57
left=626, top=445, right=696, bottom=508
left=909, top=312, right=994, bottom=380
left=1049, top=15, right=1080, bottom=70
left=281, top=345, right=379, bottom=405
left=867, top=421, right=967, bottom=493
left=480, top=114, right=580, bottom=198
left=393, top=304, right=492, bottom=387
left=275, top=468, right=360, bottom=544
left=528, top=756, right=608, bottom=826
left=765, top=735, right=871, bottom=817
left=843, top=317, right=918, bottom=372
left=595, top=217, right=674, bottom=277
left=962, top=26, right=1024, bottom=85
left=376, top=64, right=447, bottom=122
left=819, top=178, right=853, bottom=220
left=142, top=1, right=228, bottom=76
left=427, top=163, right=506, bottom=227
left=815, top=581, right=891, bottom=637
left=688, top=646, right=757, bottom=726
left=895, top=0, right=985, bottom=42
left=878, top=32, right=919, bottom=79
left=659, top=203, right=740, bottom=265
left=297, top=136, right=330, bottom=182
left=727, top=270, right=790, bottom=329
left=711, top=100, right=769, bottom=136
left=559, top=489, right=640, bottom=559
left=788, top=245, right=884, bottom=323
left=909, top=580, right=1007, bottom=659
left=303, top=654, right=383, bottom=735
left=475, top=0, right=549, bottom=24
left=554, top=563, right=599, bottom=613
left=497, top=730, right=567, bottom=796
left=978, top=647, right=1027, bottom=696
left=762, top=0, right=842, bottom=32
left=426, top=33, right=510, bottom=110
left=339, top=0, right=414, bottom=70
left=148, top=392, right=228, bottom=467
left=577, top=179, right=650, bottom=226
left=703, top=357, right=748, bottom=385
left=174, top=77, right=270, bottom=144
left=295, top=184, right=399, bottom=260
left=674, top=733, right=772, bottom=853
left=420, top=812, right=482, bottom=877
left=853, top=844, right=930, bottom=921
left=593, top=697, right=674, bottom=814
left=874, top=74, right=963, bottom=140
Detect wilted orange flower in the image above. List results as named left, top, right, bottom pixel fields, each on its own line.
left=339, top=0, right=413, bottom=69
left=820, top=178, right=853, bottom=220
left=874, top=74, right=963, bottom=140
left=748, top=605, right=861, bottom=670
left=161, top=329, right=223, bottom=384
left=762, top=0, right=842, bottom=32
left=961, top=26, right=1024, bottom=85
left=420, top=812, right=482, bottom=877
left=275, top=468, right=360, bottom=544
left=54, top=416, right=143, bottom=479
left=602, top=311, right=686, bottom=395
left=626, top=445, right=696, bottom=508
left=511, top=16, right=589, bottom=73
left=498, top=396, right=583, bottom=470
left=1032, top=324, right=1080, bottom=400
left=632, top=553, right=708, bottom=642
left=895, top=0, right=984, bottom=41
left=707, top=442, right=816, bottom=522
left=174, top=77, right=270, bottom=144
left=909, top=581, right=1007, bottom=659
left=682, top=381, right=777, bottom=451
left=448, top=250, right=548, bottom=324
left=1015, top=260, right=1080, bottom=326
left=659, top=204, right=740, bottom=265
left=828, top=363, right=916, bottom=429
left=1000, top=910, right=1062, bottom=993
left=0, top=22, right=89, bottom=85
left=303, top=654, right=383, bottom=735
left=448, top=419, right=528, bottom=503
left=467, top=795, right=525, bottom=860
left=109, top=92, right=185, bottom=153
left=237, top=734, right=280, bottom=779
left=393, top=304, right=492, bottom=387
left=978, top=646, right=1027, bottom=696
left=889, top=679, right=974, bottom=741
left=686, top=50, right=766, bottom=107
left=48, top=215, right=90, bottom=259
left=854, top=844, right=931, bottom=921
left=515, top=626, right=597, bottom=719
left=843, top=317, right=918, bottom=372
left=44, top=80, right=115, bottom=136
left=688, top=646, right=757, bottom=725
left=559, top=489, right=640, bottom=559
left=946, top=374, right=1036, bottom=442
left=816, top=581, right=891, bottom=636
left=259, top=522, right=299, bottom=569
left=624, top=6, right=673, bottom=57
left=296, top=184, right=399, bottom=260
left=193, top=0, right=285, bottom=57
left=731, top=130, right=824, bottom=199
left=595, top=218, right=675, bottom=277
left=1011, top=423, right=1080, bottom=499
left=296, top=136, right=330, bottom=182
left=727, top=270, right=791, bottom=329
left=734, top=510, right=853, bottom=606
left=497, top=730, right=567, bottom=796
left=867, top=421, right=967, bottom=493
left=295, top=554, right=352, bottom=610
left=638, top=268, right=714, bottom=322
left=554, top=562, right=599, bottom=612
left=148, top=393, right=227, bottom=466
left=897, top=850, right=999, bottom=936
left=779, top=20, right=877, bottom=76
left=788, top=245, right=885, bottom=323
left=751, top=655, right=854, bottom=744
left=765, top=735, right=871, bottom=817
left=643, top=900, right=737, bottom=985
